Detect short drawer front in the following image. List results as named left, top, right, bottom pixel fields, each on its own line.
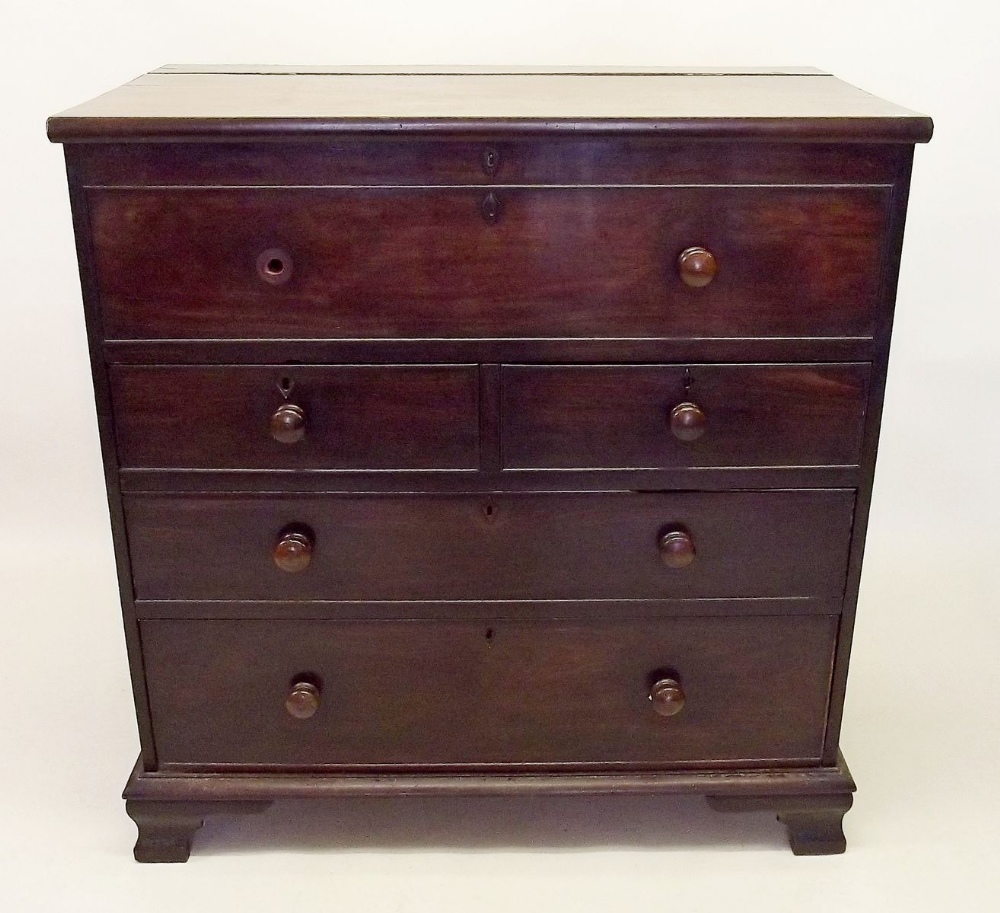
left=91, top=186, right=888, bottom=340
left=502, top=363, right=869, bottom=470
left=110, top=364, right=479, bottom=470
left=124, top=490, right=855, bottom=601
left=141, top=615, right=837, bottom=768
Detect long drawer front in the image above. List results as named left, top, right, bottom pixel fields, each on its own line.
left=124, top=490, right=855, bottom=602
left=142, top=615, right=838, bottom=769
left=90, top=186, right=888, bottom=340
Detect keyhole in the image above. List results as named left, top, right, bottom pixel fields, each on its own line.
left=277, top=376, right=295, bottom=398
left=481, top=192, right=501, bottom=225
left=485, top=627, right=494, bottom=643
left=482, top=147, right=500, bottom=176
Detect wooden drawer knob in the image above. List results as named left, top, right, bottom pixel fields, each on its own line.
left=649, top=677, right=686, bottom=717
left=677, top=246, right=717, bottom=288
left=256, top=247, right=293, bottom=285
left=273, top=529, right=313, bottom=573
left=670, top=402, right=707, bottom=441
left=285, top=681, right=321, bottom=719
left=270, top=402, right=306, bottom=444
left=658, top=528, right=695, bottom=568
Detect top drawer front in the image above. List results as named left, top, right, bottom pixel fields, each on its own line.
left=77, top=140, right=902, bottom=188
left=90, top=186, right=889, bottom=341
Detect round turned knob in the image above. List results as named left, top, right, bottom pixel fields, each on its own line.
left=649, top=677, right=686, bottom=717
left=670, top=402, right=707, bottom=442
left=658, top=528, right=695, bottom=569
left=677, top=246, right=717, bottom=288
left=270, top=402, right=306, bottom=444
left=285, top=681, right=321, bottom=719
left=273, top=529, right=313, bottom=573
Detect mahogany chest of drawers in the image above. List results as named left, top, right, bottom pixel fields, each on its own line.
left=48, top=66, right=932, bottom=861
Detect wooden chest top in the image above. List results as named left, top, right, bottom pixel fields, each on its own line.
left=47, top=66, right=932, bottom=142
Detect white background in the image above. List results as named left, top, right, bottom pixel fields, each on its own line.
left=3, top=2, right=998, bottom=910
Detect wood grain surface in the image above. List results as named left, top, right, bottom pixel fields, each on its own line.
left=73, top=139, right=903, bottom=188
left=90, top=186, right=889, bottom=340
left=47, top=69, right=932, bottom=142
left=501, top=363, right=869, bottom=469
left=111, top=364, right=480, bottom=470
left=123, top=490, right=855, bottom=601
left=47, top=67, right=930, bottom=856
left=140, top=614, right=838, bottom=768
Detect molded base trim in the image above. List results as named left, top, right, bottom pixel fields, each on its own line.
left=122, top=752, right=855, bottom=860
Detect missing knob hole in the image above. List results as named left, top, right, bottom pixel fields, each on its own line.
left=257, top=248, right=293, bottom=285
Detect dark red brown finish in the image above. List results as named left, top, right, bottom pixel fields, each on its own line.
left=126, top=799, right=270, bottom=863
left=104, top=336, right=877, bottom=370
left=707, top=793, right=853, bottom=855
left=124, top=752, right=857, bottom=800
left=123, top=490, right=855, bottom=601
left=481, top=146, right=500, bottom=177
left=677, top=246, right=717, bottom=288
left=501, top=364, right=869, bottom=470
left=272, top=528, right=313, bottom=573
left=819, top=150, right=917, bottom=767
left=89, top=186, right=889, bottom=340
left=72, top=140, right=906, bottom=189
left=255, top=247, right=293, bottom=286
left=285, top=681, right=321, bottom=719
left=139, top=615, right=838, bottom=768
left=481, top=191, right=501, bottom=224
left=50, top=68, right=931, bottom=858
left=669, top=402, right=707, bottom=442
left=120, top=759, right=854, bottom=860
left=133, top=595, right=845, bottom=621
left=649, top=677, right=686, bottom=717
left=110, top=365, right=480, bottom=470
left=657, top=528, right=696, bottom=569
left=269, top=402, right=306, bottom=444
